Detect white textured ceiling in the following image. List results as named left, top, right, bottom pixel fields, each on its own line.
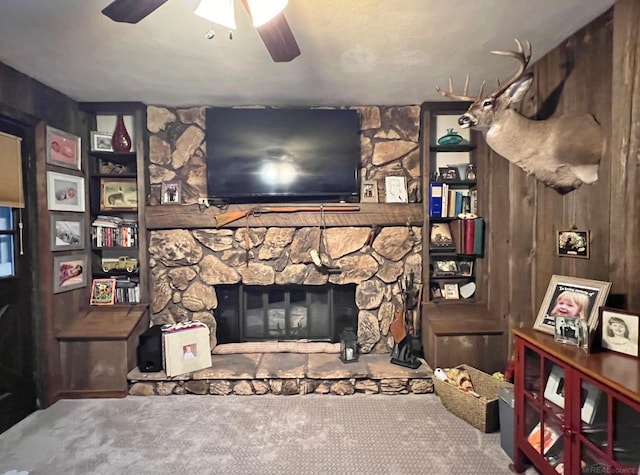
left=0, top=0, right=617, bottom=107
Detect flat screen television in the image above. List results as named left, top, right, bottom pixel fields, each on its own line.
left=205, top=107, right=361, bottom=203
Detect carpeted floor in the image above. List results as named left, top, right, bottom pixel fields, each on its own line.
left=0, top=394, right=534, bottom=475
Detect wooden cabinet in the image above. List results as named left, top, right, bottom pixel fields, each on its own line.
left=422, top=101, right=483, bottom=304
left=79, top=103, right=148, bottom=303
left=56, top=304, right=149, bottom=398
left=512, top=328, right=640, bottom=475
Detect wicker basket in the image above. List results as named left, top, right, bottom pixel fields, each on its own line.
left=433, top=364, right=513, bottom=432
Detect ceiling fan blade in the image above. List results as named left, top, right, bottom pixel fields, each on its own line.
left=101, top=0, right=168, bottom=24
left=255, top=12, right=301, bottom=63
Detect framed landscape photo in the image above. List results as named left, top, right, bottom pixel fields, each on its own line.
left=432, top=259, right=458, bottom=276
left=53, top=254, right=88, bottom=294
left=46, top=126, right=81, bottom=170
left=90, top=278, right=116, bottom=305
left=46, top=171, right=85, bottom=212
left=100, top=177, right=137, bottom=211
left=533, top=275, right=611, bottom=336
left=557, top=230, right=590, bottom=259
left=360, top=180, right=378, bottom=203
left=90, top=131, right=113, bottom=152
left=599, top=308, right=639, bottom=358
left=50, top=214, right=85, bottom=251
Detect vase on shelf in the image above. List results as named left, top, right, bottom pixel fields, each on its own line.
left=111, top=114, right=132, bottom=152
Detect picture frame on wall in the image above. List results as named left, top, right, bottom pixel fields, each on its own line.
left=161, top=181, right=181, bottom=204
left=50, top=214, right=85, bottom=251
left=384, top=176, right=408, bottom=203
left=53, top=254, right=88, bottom=294
left=90, top=131, right=113, bottom=152
left=533, top=275, right=611, bottom=336
left=557, top=230, right=590, bottom=259
left=360, top=180, right=378, bottom=203
left=46, top=171, right=85, bottom=212
left=46, top=126, right=81, bottom=170
left=599, top=308, right=639, bottom=358
left=100, top=177, right=137, bottom=211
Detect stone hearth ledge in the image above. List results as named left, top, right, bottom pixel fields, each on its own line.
left=128, top=353, right=433, bottom=396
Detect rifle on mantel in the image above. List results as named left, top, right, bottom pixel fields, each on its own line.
left=214, top=204, right=360, bottom=228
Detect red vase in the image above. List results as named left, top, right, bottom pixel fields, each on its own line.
left=111, top=114, right=132, bottom=152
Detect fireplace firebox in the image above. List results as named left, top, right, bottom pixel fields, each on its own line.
left=215, top=284, right=358, bottom=344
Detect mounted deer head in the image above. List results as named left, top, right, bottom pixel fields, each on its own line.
left=436, top=39, right=606, bottom=194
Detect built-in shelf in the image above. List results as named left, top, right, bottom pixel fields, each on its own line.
left=144, top=203, right=424, bottom=230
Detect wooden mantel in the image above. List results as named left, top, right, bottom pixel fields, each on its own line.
left=145, top=203, right=424, bottom=230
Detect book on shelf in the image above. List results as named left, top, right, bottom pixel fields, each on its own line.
left=429, top=182, right=443, bottom=217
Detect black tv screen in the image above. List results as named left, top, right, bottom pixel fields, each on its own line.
left=205, top=108, right=361, bottom=203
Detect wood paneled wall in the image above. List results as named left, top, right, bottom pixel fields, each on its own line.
left=0, top=62, right=87, bottom=406
left=482, top=1, right=640, bottom=355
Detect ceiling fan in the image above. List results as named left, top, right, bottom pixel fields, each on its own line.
left=101, top=0, right=301, bottom=62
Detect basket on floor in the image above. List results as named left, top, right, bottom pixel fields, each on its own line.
left=433, top=364, right=512, bottom=432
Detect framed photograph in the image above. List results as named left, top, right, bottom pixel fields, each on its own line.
left=527, top=422, right=561, bottom=454
left=90, top=278, right=116, bottom=305
left=100, top=177, right=137, bottom=211
left=443, top=282, right=460, bottom=300
left=46, top=171, right=85, bottom=212
left=360, top=180, right=378, bottom=203
left=533, top=275, right=611, bottom=336
left=458, top=260, right=473, bottom=277
left=543, top=365, right=566, bottom=408
left=438, top=166, right=460, bottom=181
left=430, top=222, right=455, bottom=250
left=90, top=131, right=113, bottom=152
left=557, top=230, right=590, bottom=259
left=384, top=176, right=408, bottom=203
left=163, top=324, right=212, bottom=377
left=161, top=181, right=181, bottom=205
left=599, top=308, right=639, bottom=358
left=579, top=381, right=603, bottom=424
left=50, top=214, right=85, bottom=251
left=554, top=315, right=585, bottom=347
left=432, top=259, right=458, bottom=276
left=53, top=254, right=88, bottom=293
left=46, top=126, right=81, bottom=170
left=430, top=283, right=442, bottom=299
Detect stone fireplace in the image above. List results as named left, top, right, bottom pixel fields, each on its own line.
left=148, top=225, right=422, bottom=355
left=145, top=103, right=423, bottom=356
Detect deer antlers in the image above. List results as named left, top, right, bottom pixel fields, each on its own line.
left=436, top=39, right=532, bottom=101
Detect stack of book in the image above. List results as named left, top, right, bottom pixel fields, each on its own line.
left=449, top=217, right=484, bottom=256
left=429, top=182, right=478, bottom=218
left=113, top=276, right=140, bottom=303
left=91, top=215, right=138, bottom=248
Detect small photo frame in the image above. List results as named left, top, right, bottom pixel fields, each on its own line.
left=557, top=230, right=590, bottom=259
left=533, top=275, right=611, bottom=336
left=443, top=282, right=460, bottom=300
left=53, top=254, right=88, bottom=293
left=438, top=166, right=460, bottom=181
left=543, top=365, right=566, bottom=408
left=554, top=315, right=585, bottom=347
left=100, top=177, right=137, bottom=211
left=90, top=131, right=113, bottom=152
left=599, top=308, right=639, bottom=358
left=430, top=283, right=442, bottom=299
left=430, top=222, right=455, bottom=250
left=46, top=126, right=81, bottom=170
left=161, top=181, right=182, bottom=204
left=90, top=278, right=116, bottom=305
left=432, top=259, right=458, bottom=276
left=50, top=214, right=85, bottom=251
left=47, top=171, right=85, bottom=212
left=360, top=180, right=378, bottom=203
left=527, top=422, right=561, bottom=454
left=384, top=176, right=408, bottom=203
left=458, top=260, right=473, bottom=277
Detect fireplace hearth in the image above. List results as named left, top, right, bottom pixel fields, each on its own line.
left=215, top=284, right=357, bottom=344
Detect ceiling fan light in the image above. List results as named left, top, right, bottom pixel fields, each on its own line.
left=194, top=0, right=237, bottom=30
left=246, top=0, right=288, bottom=27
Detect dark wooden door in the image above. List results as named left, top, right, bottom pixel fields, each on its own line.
left=0, top=117, right=36, bottom=433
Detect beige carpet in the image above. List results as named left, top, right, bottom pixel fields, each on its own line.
left=0, top=394, right=534, bottom=474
